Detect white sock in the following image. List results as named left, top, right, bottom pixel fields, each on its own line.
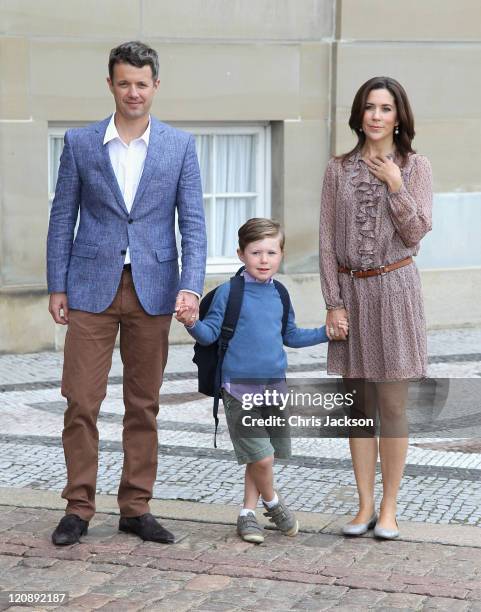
left=239, top=508, right=256, bottom=517
left=263, top=492, right=279, bottom=508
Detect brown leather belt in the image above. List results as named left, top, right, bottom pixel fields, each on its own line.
left=338, top=256, right=413, bottom=278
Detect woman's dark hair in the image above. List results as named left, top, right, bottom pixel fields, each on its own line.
left=108, top=41, right=159, bottom=81
left=340, top=76, right=415, bottom=165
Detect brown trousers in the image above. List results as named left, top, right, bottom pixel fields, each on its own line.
left=61, top=270, right=172, bottom=520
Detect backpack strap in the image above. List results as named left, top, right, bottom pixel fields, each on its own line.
left=212, top=272, right=245, bottom=447
left=273, top=279, right=291, bottom=336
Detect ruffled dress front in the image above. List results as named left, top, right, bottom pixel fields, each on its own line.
left=319, top=151, right=433, bottom=380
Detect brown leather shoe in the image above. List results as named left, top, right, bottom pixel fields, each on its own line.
left=119, top=513, right=175, bottom=544
left=52, top=514, right=88, bottom=546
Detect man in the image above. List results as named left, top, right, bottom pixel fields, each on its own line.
left=47, top=41, right=206, bottom=546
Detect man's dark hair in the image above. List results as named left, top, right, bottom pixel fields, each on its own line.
left=108, top=41, right=159, bottom=81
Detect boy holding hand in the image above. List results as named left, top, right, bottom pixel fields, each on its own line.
left=176, top=218, right=348, bottom=543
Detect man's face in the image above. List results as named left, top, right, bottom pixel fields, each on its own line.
left=107, top=62, right=159, bottom=121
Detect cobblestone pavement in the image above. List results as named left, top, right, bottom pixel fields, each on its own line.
left=0, top=329, right=480, bottom=527
left=0, top=329, right=481, bottom=610
left=0, top=504, right=481, bottom=611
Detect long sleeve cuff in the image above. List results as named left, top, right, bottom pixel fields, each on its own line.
left=180, top=289, right=201, bottom=299
left=326, top=302, right=345, bottom=311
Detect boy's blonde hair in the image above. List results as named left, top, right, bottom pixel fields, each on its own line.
left=238, top=218, right=285, bottom=252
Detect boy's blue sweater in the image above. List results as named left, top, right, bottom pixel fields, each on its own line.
left=187, top=281, right=328, bottom=381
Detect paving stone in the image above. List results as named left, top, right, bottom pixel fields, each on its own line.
left=185, top=574, right=232, bottom=592
left=89, top=553, right=153, bottom=567
left=337, top=588, right=386, bottom=607
left=269, top=558, right=321, bottom=574
left=18, top=557, right=58, bottom=569
left=132, top=544, right=201, bottom=561
left=335, top=574, right=404, bottom=594
left=373, top=591, right=427, bottom=610
left=206, top=563, right=276, bottom=581
left=206, top=579, right=312, bottom=609
left=291, top=595, right=343, bottom=610
left=23, top=546, right=91, bottom=562
left=237, top=544, right=285, bottom=564
left=150, top=570, right=196, bottom=582
left=194, top=602, right=242, bottom=612
left=421, top=597, right=471, bottom=611
left=251, top=602, right=297, bottom=612
left=199, top=551, right=264, bottom=568
left=66, top=593, right=114, bottom=610
left=0, top=543, right=27, bottom=557
left=87, top=542, right=140, bottom=555
left=95, top=600, right=144, bottom=612
left=85, top=563, right=124, bottom=575
left=404, top=584, right=469, bottom=599
left=147, top=557, right=213, bottom=573
left=142, top=588, right=209, bottom=611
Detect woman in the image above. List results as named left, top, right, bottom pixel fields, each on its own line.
left=319, top=76, right=432, bottom=539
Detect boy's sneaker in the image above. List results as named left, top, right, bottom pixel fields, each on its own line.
left=237, top=513, right=264, bottom=544
left=263, top=495, right=299, bottom=536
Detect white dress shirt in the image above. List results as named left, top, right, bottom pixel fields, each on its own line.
left=104, top=113, right=150, bottom=265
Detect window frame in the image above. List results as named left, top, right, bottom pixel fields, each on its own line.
left=48, top=128, right=69, bottom=206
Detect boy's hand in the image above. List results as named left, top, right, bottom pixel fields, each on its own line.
left=175, top=304, right=196, bottom=326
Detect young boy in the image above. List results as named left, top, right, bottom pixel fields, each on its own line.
left=176, top=218, right=348, bottom=543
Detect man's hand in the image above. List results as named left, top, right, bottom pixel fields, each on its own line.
left=49, top=292, right=69, bottom=325
left=175, top=291, right=199, bottom=326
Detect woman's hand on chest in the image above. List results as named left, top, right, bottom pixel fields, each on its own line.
left=364, top=156, right=403, bottom=193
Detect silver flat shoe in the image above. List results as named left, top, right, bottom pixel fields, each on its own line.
left=342, top=512, right=377, bottom=536
left=374, top=518, right=399, bottom=540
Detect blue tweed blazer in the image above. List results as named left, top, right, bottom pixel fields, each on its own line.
left=47, top=116, right=207, bottom=315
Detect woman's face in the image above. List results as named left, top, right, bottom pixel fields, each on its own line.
left=361, top=88, right=398, bottom=143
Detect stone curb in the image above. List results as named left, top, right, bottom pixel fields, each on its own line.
left=1, top=487, right=481, bottom=548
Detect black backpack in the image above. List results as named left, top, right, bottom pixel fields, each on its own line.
left=193, top=266, right=291, bottom=447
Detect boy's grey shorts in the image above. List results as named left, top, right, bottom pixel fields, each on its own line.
left=221, top=389, right=292, bottom=465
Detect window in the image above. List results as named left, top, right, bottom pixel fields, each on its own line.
left=188, top=125, right=271, bottom=273
left=48, top=123, right=271, bottom=273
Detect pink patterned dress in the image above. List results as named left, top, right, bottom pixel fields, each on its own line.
left=319, top=151, right=433, bottom=380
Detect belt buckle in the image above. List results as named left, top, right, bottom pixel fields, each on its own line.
left=379, top=265, right=386, bottom=276
left=349, top=268, right=358, bottom=278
